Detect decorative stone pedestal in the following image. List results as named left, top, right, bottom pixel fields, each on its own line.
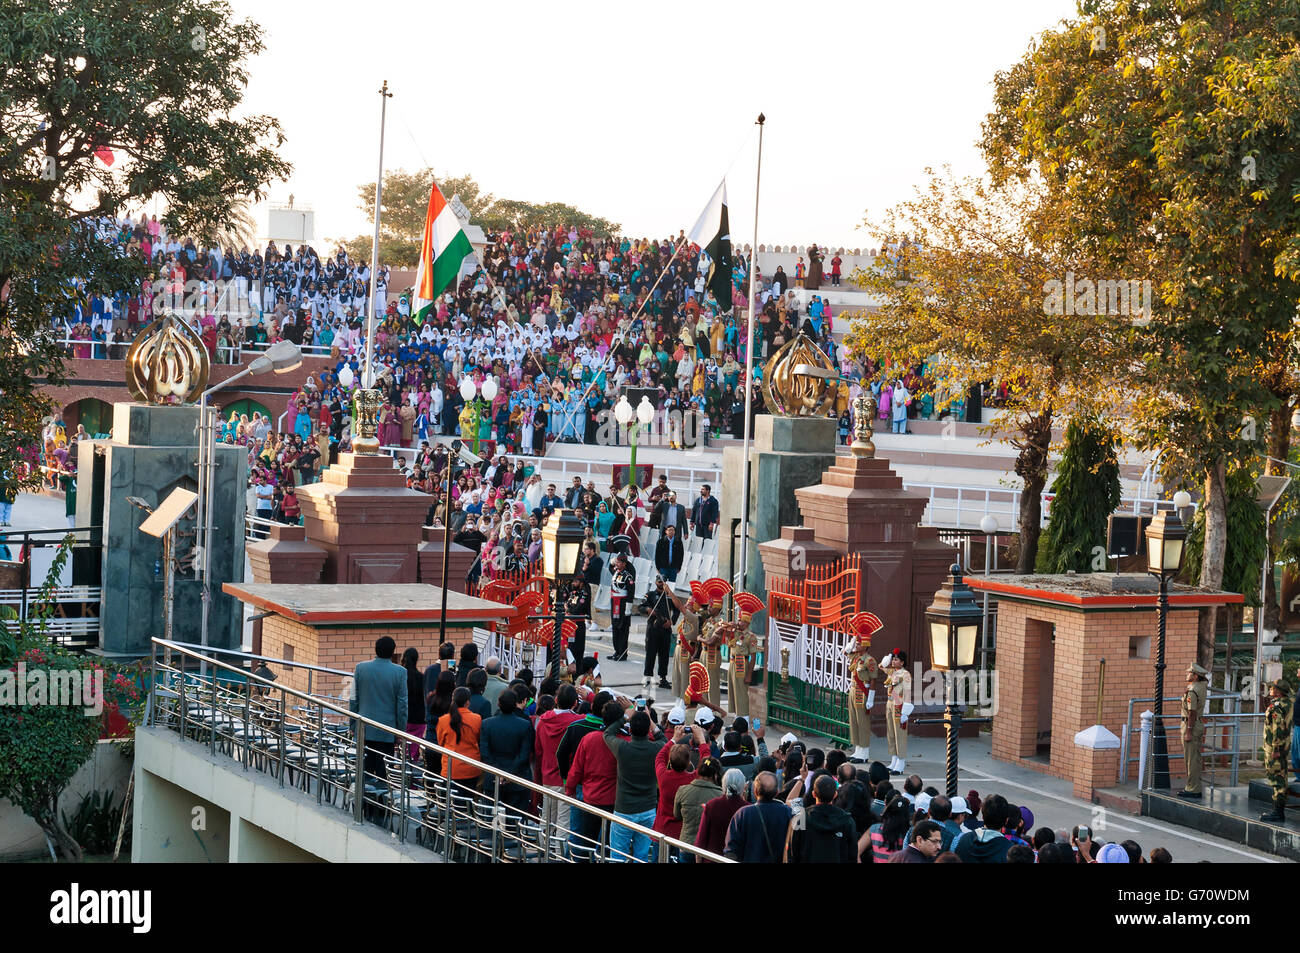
left=719, top=415, right=838, bottom=593
left=791, top=454, right=951, bottom=667
left=295, top=452, right=430, bottom=584
left=81, top=402, right=246, bottom=655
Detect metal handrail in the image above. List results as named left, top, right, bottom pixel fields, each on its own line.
left=1119, top=690, right=1259, bottom=788
left=149, top=637, right=731, bottom=863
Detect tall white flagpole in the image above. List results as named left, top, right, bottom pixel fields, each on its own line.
left=737, top=113, right=765, bottom=595
left=363, top=80, right=391, bottom=389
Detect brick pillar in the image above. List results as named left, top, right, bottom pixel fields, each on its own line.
left=1073, top=724, right=1121, bottom=801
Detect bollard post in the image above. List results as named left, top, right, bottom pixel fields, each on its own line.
left=1138, top=709, right=1154, bottom=791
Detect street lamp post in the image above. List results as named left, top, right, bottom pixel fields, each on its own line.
left=978, top=513, right=998, bottom=670
left=926, top=564, right=983, bottom=797
left=437, top=439, right=468, bottom=649
left=614, top=394, right=656, bottom=494
left=195, top=340, right=302, bottom=669
left=1144, top=503, right=1188, bottom=791
left=540, top=508, right=586, bottom=678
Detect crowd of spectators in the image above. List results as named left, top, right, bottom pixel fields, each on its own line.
left=353, top=635, right=1178, bottom=864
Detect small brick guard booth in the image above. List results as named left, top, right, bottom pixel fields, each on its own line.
left=966, top=573, right=1241, bottom=801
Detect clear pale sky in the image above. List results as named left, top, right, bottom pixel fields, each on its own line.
left=227, top=0, right=1080, bottom=250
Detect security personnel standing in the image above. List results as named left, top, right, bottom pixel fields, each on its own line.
left=1178, top=662, right=1209, bottom=799
left=845, top=612, right=883, bottom=763
left=1259, top=679, right=1294, bottom=823
left=726, top=593, right=766, bottom=719
left=883, top=649, right=912, bottom=776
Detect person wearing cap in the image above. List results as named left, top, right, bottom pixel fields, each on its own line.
left=682, top=641, right=727, bottom=724
left=727, top=593, right=765, bottom=719
left=1259, top=678, right=1294, bottom=823
left=663, top=583, right=703, bottom=700
left=1095, top=842, right=1130, bottom=863
left=883, top=649, right=913, bottom=775
left=845, top=613, right=883, bottom=763
left=1179, top=661, right=1209, bottom=799
left=928, top=795, right=965, bottom=852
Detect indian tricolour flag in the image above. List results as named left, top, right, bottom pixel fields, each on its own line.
left=412, top=180, right=473, bottom=322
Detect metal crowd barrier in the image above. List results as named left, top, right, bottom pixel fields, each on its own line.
left=148, top=637, right=730, bottom=864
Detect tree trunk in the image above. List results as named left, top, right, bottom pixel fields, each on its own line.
left=1197, top=459, right=1229, bottom=669
left=36, top=800, right=83, bottom=862
left=1013, top=410, right=1053, bottom=573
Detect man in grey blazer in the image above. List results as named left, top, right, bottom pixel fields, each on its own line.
left=349, top=637, right=407, bottom=780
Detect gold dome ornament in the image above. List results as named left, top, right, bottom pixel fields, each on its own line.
left=124, top=314, right=210, bottom=404
left=760, top=332, right=844, bottom=417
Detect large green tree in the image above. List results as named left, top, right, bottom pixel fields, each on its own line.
left=981, top=0, right=1300, bottom=663
left=343, top=168, right=619, bottom=266
left=1, top=0, right=290, bottom=489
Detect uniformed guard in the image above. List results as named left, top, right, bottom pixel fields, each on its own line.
left=845, top=612, right=883, bottom=763
left=665, top=581, right=706, bottom=701
left=883, top=648, right=913, bottom=775
left=727, top=593, right=766, bottom=719
left=698, top=578, right=732, bottom=709
left=1178, top=662, right=1209, bottom=799
left=1259, top=679, right=1294, bottom=823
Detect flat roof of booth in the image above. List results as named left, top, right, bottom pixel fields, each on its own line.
left=223, top=583, right=516, bottom=625
left=964, top=573, right=1243, bottom=610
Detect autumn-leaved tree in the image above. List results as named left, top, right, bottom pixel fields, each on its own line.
left=0, top=0, right=290, bottom=490
left=981, top=0, right=1300, bottom=663
left=846, top=170, right=1124, bottom=570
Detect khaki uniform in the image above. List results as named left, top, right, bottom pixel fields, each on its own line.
left=672, top=607, right=701, bottom=700
left=727, top=624, right=758, bottom=718
left=702, top=613, right=724, bottom=710
left=1180, top=677, right=1207, bottom=794
left=885, top=665, right=912, bottom=759
left=848, top=652, right=878, bottom=750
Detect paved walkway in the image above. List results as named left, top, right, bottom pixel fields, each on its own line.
left=581, top=616, right=1275, bottom=864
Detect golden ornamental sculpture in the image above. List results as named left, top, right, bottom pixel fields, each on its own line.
left=124, top=314, right=210, bottom=404
left=850, top=393, right=877, bottom=458
left=350, top=387, right=384, bottom=454
left=761, top=332, right=844, bottom=417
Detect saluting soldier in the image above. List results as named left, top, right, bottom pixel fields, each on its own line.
left=1259, top=679, right=1294, bottom=823
left=883, top=648, right=912, bottom=776
left=845, top=612, right=884, bottom=763
left=726, top=593, right=766, bottom=719
left=1178, top=662, right=1209, bottom=799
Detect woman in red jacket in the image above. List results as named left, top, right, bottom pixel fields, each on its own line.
left=653, top=726, right=707, bottom=839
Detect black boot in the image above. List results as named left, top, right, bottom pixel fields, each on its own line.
left=1259, top=796, right=1286, bottom=823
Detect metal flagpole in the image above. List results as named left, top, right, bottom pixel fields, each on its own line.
left=737, top=113, right=765, bottom=595
left=363, top=80, right=392, bottom=390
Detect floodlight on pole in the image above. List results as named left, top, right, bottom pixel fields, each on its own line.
left=195, top=338, right=302, bottom=673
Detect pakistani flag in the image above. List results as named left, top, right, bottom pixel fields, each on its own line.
left=413, top=179, right=474, bottom=322
left=688, top=180, right=734, bottom=314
